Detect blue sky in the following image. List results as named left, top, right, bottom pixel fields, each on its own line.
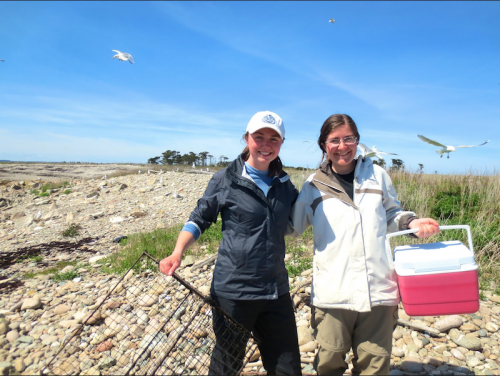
left=0, top=1, right=498, bottom=174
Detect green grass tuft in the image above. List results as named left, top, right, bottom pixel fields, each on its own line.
left=51, top=270, right=79, bottom=281
left=62, top=224, right=82, bottom=237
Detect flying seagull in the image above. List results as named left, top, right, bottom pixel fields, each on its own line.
left=112, top=50, right=134, bottom=64
left=418, top=135, right=490, bottom=159
left=358, top=143, right=397, bottom=160
left=329, top=19, right=335, bottom=24
left=0, top=59, right=4, bottom=62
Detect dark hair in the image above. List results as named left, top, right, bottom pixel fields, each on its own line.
left=241, top=132, right=284, bottom=177
left=317, top=114, right=360, bottom=162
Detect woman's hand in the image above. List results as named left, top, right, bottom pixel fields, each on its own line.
left=159, top=253, right=182, bottom=276
left=408, top=218, right=440, bottom=238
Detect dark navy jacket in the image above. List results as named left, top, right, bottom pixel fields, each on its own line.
left=188, top=155, right=299, bottom=300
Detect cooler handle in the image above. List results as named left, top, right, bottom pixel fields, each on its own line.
left=385, top=225, right=474, bottom=255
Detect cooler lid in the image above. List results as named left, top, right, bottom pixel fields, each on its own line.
left=394, top=240, right=477, bottom=276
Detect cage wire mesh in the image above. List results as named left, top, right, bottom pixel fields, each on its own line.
left=43, top=251, right=258, bottom=375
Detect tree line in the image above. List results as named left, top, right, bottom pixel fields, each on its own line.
left=147, top=150, right=230, bottom=167
left=373, top=159, right=424, bottom=173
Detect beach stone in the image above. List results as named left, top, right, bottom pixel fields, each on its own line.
left=389, top=369, right=404, bottom=376
left=81, top=366, right=100, bottom=376
left=89, top=255, right=107, bottom=264
left=489, top=296, right=500, bottom=303
left=450, top=329, right=482, bottom=350
left=11, top=212, right=26, bottom=220
left=97, top=356, right=116, bottom=370
left=95, top=340, right=113, bottom=352
left=0, top=362, right=13, bottom=375
left=466, top=355, right=481, bottom=368
left=478, top=329, right=488, bottom=337
left=400, top=357, right=424, bottom=373
left=451, top=348, right=466, bottom=361
left=399, top=310, right=411, bottom=321
left=392, top=347, right=405, bottom=357
left=485, top=322, right=499, bottom=333
left=460, top=323, right=478, bottom=332
left=299, top=340, right=317, bottom=353
left=6, top=330, right=19, bottom=343
left=15, top=215, right=33, bottom=228
left=14, top=358, right=25, bottom=373
left=297, top=326, right=314, bottom=346
left=21, top=297, right=41, bottom=310
left=138, top=294, right=157, bottom=307
left=434, top=315, right=463, bottom=332
left=0, top=318, right=9, bottom=335
left=17, top=336, right=34, bottom=344
left=393, top=328, right=404, bottom=340
left=54, top=304, right=71, bottom=315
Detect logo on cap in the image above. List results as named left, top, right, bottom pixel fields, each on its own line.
left=262, top=114, right=276, bottom=125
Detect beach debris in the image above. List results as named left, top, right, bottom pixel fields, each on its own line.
left=112, top=50, right=134, bottom=64
left=418, top=135, right=489, bottom=159
left=358, top=143, right=397, bottom=160
left=112, top=235, right=128, bottom=243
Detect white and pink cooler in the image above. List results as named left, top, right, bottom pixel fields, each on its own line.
left=386, top=225, right=479, bottom=316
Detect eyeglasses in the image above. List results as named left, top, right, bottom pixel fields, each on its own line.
left=324, top=136, right=358, bottom=147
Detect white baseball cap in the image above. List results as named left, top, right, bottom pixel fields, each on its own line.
left=246, top=111, right=285, bottom=140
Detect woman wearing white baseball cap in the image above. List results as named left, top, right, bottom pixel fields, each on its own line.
left=160, top=111, right=301, bottom=375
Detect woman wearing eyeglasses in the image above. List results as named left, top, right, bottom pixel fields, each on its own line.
left=290, top=114, right=439, bottom=375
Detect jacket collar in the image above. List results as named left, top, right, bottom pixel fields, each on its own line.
left=225, top=155, right=290, bottom=204
left=313, top=159, right=362, bottom=208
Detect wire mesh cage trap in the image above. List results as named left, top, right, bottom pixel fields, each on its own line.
left=43, top=252, right=258, bottom=375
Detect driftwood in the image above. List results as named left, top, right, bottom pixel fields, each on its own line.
left=191, top=254, right=218, bottom=271
left=397, top=318, right=441, bottom=336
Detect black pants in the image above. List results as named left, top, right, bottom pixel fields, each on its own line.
left=208, top=293, right=302, bottom=375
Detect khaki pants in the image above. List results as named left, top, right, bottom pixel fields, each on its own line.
left=311, top=305, right=398, bottom=376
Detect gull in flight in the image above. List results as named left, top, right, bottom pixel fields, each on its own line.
left=0, top=59, right=4, bottom=62
left=358, top=143, right=397, bottom=160
left=329, top=19, right=335, bottom=24
left=112, top=50, right=134, bottom=64
left=418, top=135, right=490, bottom=159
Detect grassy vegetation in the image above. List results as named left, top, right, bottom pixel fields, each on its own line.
left=99, top=167, right=500, bottom=293
left=31, top=180, right=70, bottom=197
left=100, top=219, right=224, bottom=275
left=62, top=224, right=82, bottom=238
left=51, top=270, right=80, bottom=282
left=389, top=170, right=500, bottom=290
left=16, top=253, right=44, bottom=263
left=22, top=261, right=80, bottom=279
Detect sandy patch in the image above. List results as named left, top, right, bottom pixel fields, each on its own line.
left=0, top=162, right=149, bottom=182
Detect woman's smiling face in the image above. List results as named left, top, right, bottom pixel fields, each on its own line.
left=245, top=128, right=283, bottom=171
left=325, top=124, right=358, bottom=174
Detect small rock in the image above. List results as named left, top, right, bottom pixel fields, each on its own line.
left=299, top=340, right=317, bottom=353
left=21, top=297, right=41, bottom=310
left=485, top=322, right=499, bottom=333
left=400, top=357, right=424, bottom=373
left=297, top=326, right=313, bottom=346
left=434, top=315, right=463, bottom=332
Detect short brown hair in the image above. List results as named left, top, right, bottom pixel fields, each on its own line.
left=241, top=132, right=283, bottom=177
left=317, top=114, right=360, bottom=162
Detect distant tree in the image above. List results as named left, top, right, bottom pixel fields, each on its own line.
left=180, top=152, right=198, bottom=166
left=390, top=158, right=405, bottom=171
left=373, top=159, right=386, bottom=169
left=147, top=156, right=161, bottom=165
left=198, top=151, right=209, bottom=166
left=207, top=154, right=214, bottom=166
left=217, top=155, right=229, bottom=167
left=161, top=150, right=180, bottom=165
